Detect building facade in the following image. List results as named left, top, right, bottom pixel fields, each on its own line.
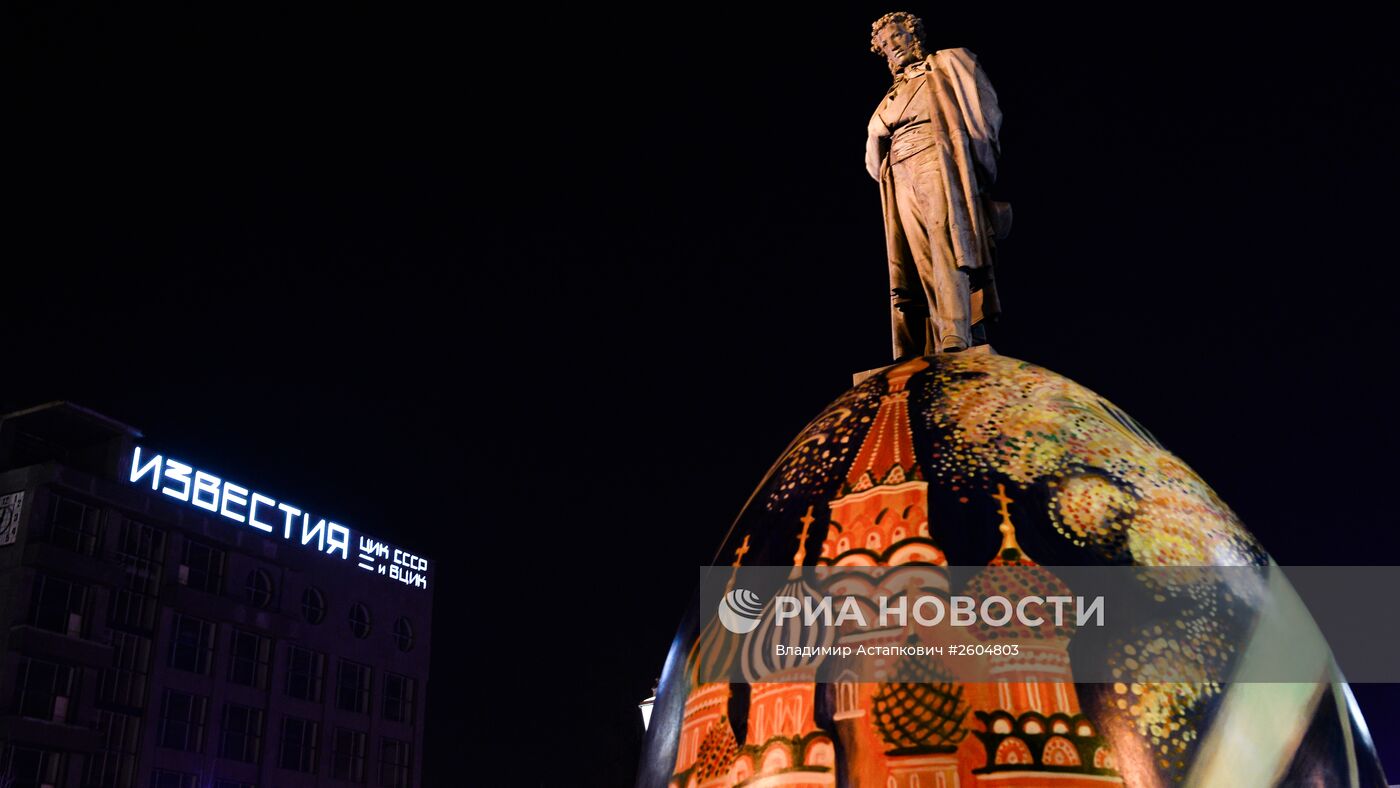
left=0, top=403, right=432, bottom=788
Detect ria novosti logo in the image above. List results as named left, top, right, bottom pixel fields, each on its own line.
left=717, top=588, right=764, bottom=634
left=715, top=585, right=1107, bottom=635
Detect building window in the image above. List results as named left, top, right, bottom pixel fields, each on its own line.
left=29, top=573, right=89, bottom=637
left=98, top=631, right=153, bottom=709
left=0, top=745, right=66, bottom=788
left=278, top=716, right=320, bottom=774
left=115, top=516, right=165, bottom=560
left=228, top=628, right=272, bottom=689
left=181, top=539, right=225, bottom=593
left=13, top=657, right=76, bottom=723
left=245, top=568, right=274, bottom=609
left=168, top=613, right=216, bottom=674
left=157, top=689, right=208, bottom=753
left=219, top=703, right=264, bottom=764
left=110, top=518, right=165, bottom=633
left=0, top=491, right=22, bottom=546
left=348, top=602, right=372, bottom=639
left=149, top=770, right=197, bottom=788
left=382, top=673, right=417, bottom=724
left=46, top=493, right=102, bottom=555
left=332, top=728, right=368, bottom=783
left=302, top=586, right=326, bottom=624
left=336, top=659, right=372, bottom=714
left=378, top=738, right=412, bottom=788
left=392, top=617, right=414, bottom=652
left=84, top=710, right=142, bottom=788
left=285, top=645, right=326, bottom=702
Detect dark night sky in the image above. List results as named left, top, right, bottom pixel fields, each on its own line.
left=9, top=5, right=1399, bottom=785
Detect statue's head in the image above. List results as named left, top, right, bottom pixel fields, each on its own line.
left=871, top=11, right=927, bottom=75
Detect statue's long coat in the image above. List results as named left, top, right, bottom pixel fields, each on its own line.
left=866, top=48, right=1004, bottom=356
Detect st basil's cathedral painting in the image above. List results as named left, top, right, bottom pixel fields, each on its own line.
left=635, top=355, right=1390, bottom=787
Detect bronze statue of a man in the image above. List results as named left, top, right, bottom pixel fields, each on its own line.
left=866, top=12, right=1008, bottom=357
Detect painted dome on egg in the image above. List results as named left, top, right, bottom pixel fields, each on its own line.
left=637, top=354, right=1390, bottom=788
left=963, top=505, right=1076, bottom=643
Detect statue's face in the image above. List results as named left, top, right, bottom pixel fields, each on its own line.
left=874, top=22, right=925, bottom=73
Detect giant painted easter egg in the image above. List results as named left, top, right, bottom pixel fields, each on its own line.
left=636, top=354, right=1389, bottom=787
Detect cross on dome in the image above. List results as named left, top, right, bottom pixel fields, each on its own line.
left=991, top=483, right=1025, bottom=559
left=793, top=506, right=815, bottom=568
left=724, top=533, right=751, bottom=592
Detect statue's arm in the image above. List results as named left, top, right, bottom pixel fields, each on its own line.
left=865, top=113, right=890, bottom=181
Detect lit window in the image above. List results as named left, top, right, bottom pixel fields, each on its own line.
left=349, top=603, right=372, bottom=639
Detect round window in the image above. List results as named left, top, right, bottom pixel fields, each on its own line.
left=393, top=617, right=414, bottom=652
left=349, top=602, right=372, bottom=639
left=245, top=569, right=274, bottom=609
left=302, top=586, right=326, bottom=624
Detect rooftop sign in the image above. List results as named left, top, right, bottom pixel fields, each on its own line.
left=128, top=446, right=428, bottom=590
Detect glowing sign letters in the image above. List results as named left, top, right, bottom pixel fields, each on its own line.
left=129, top=446, right=428, bottom=590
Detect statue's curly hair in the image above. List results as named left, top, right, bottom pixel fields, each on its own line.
left=869, top=11, right=926, bottom=54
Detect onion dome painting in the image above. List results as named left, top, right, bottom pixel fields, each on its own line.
left=869, top=653, right=969, bottom=755
left=637, top=354, right=1390, bottom=787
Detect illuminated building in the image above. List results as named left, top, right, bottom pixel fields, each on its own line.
left=0, top=402, right=431, bottom=788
